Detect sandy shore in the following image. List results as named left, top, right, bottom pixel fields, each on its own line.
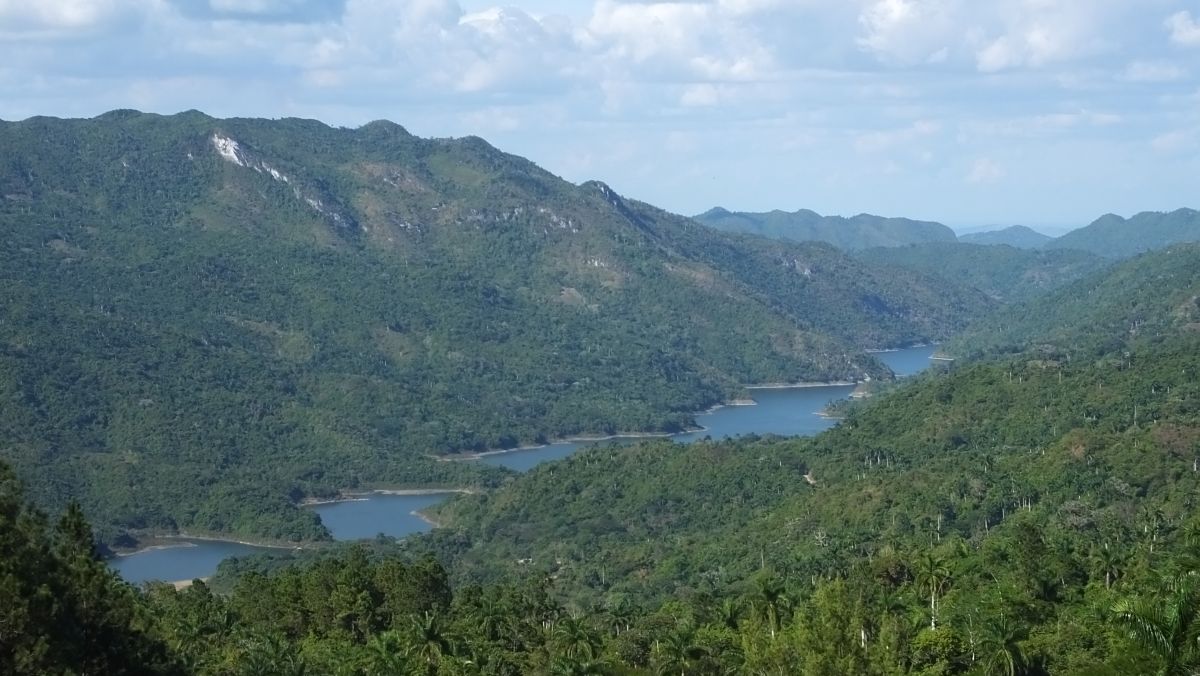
left=413, top=510, right=442, bottom=528
left=170, top=577, right=210, bottom=590
left=115, top=542, right=197, bottom=557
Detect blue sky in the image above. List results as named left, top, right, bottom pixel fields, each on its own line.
left=1, top=1, right=1198, bottom=231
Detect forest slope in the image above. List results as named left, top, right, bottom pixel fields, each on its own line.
left=0, top=111, right=989, bottom=545
left=856, top=242, right=1107, bottom=302
left=1046, top=208, right=1200, bottom=258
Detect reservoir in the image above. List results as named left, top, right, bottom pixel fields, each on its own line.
left=111, top=345, right=934, bottom=584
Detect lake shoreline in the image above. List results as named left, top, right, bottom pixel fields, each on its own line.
left=299, top=487, right=474, bottom=507
left=113, top=532, right=311, bottom=559
left=444, top=380, right=862, bottom=462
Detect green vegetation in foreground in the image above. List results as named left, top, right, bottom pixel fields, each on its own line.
left=1046, top=208, right=1200, bottom=258
left=0, top=111, right=991, bottom=547
left=855, top=242, right=1107, bottom=302
left=7, top=198, right=1200, bottom=674
left=162, top=244, right=1200, bottom=673
left=694, top=206, right=958, bottom=250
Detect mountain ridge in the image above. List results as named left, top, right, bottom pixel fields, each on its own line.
left=0, top=110, right=991, bottom=545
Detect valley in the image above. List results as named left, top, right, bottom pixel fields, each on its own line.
left=2, top=110, right=1200, bottom=675
left=109, top=346, right=938, bottom=584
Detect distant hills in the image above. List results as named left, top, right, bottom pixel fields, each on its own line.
left=1046, top=208, right=1200, bottom=258
left=696, top=206, right=1200, bottom=259
left=948, top=243, right=1200, bottom=359
left=959, top=224, right=1052, bottom=249
left=855, top=242, right=1106, bottom=302
left=0, top=111, right=990, bottom=545
left=693, top=207, right=957, bottom=250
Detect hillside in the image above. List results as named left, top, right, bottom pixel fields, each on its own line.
left=0, top=111, right=990, bottom=546
left=947, top=244, right=1200, bottom=359
left=959, top=224, right=1052, bottom=249
left=1046, top=208, right=1200, bottom=258
left=353, top=252, right=1200, bottom=672
left=694, top=206, right=957, bottom=250
left=855, top=242, right=1107, bottom=302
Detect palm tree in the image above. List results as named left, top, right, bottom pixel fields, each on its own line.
left=236, top=633, right=307, bottom=676
left=553, top=614, right=600, bottom=660
left=1091, top=542, right=1126, bottom=590
left=405, top=611, right=457, bottom=676
left=979, top=614, right=1026, bottom=676
left=1114, top=572, right=1200, bottom=675
left=914, top=552, right=952, bottom=630
left=653, top=624, right=709, bottom=676
left=713, top=597, right=744, bottom=631
left=366, top=630, right=409, bottom=676
left=751, top=575, right=790, bottom=640
left=550, top=655, right=612, bottom=675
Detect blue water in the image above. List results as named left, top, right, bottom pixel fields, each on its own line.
left=111, top=540, right=279, bottom=585
left=312, top=493, right=451, bottom=540
left=872, top=344, right=937, bottom=377
left=112, top=346, right=933, bottom=583
left=481, top=384, right=857, bottom=472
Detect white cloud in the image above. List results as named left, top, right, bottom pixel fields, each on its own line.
left=1152, top=128, right=1198, bottom=154
left=857, top=0, right=960, bottom=66
left=966, top=157, right=1004, bottom=184
left=1120, top=60, right=1187, bottom=82
left=0, top=0, right=152, bottom=36
left=1166, top=10, right=1200, bottom=47
left=680, top=83, right=721, bottom=107
left=854, top=119, right=941, bottom=153
left=583, top=0, right=775, bottom=81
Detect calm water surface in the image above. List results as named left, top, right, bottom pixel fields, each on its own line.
left=111, top=540, right=278, bottom=585
left=873, top=344, right=937, bottom=377
left=313, top=494, right=450, bottom=540
left=112, top=346, right=933, bottom=582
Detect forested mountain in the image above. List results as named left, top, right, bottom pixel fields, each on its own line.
left=1046, top=208, right=1200, bottom=258
left=195, top=246, right=1200, bottom=672
left=947, top=244, right=1200, bottom=359
left=357, top=246, right=1200, bottom=673
left=694, top=206, right=957, bottom=250
left=855, top=242, right=1107, bottom=302
left=958, top=225, right=1051, bottom=249
left=0, top=111, right=990, bottom=547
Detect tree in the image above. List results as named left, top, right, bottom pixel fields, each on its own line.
left=751, top=574, right=791, bottom=640
left=406, top=611, right=457, bottom=675
left=914, top=552, right=952, bottom=630
left=979, top=615, right=1026, bottom=676
left=1113, top=572, right=1200, bottom=676
left=653, top=624, right=709, bottom=676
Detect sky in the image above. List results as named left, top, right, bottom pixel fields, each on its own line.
left=1, top=1, right=1199, bottom=231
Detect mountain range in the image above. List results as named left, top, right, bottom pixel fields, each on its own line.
left=696, top=206, right=1200, bottom=257
left=0, top=111, right=990, bottom=545
left=693, top=207, right=957, bottom=250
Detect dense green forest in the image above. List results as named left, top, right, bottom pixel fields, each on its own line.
left=1046, top=209, right=1200, bottom=258
left=947, top=244, right=1200, bottom=359
left=0, top=111, right=990, bottom=546
left=122, top=241, right=1198, bottom=674
left=6, top=464, right=1199, bottom=676
left=7, top=334, right=1200, bottom=672
left=855, top=243, right=1106, bottom=302
left=694, top=206, right=957, bottom=250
